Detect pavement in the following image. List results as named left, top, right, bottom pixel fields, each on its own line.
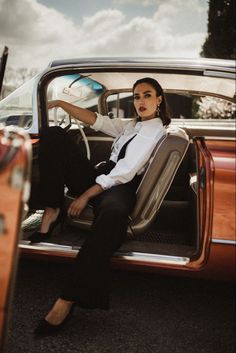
left=4, top=259, right=236, bottom=353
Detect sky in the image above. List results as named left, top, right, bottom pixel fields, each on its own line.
left=0, top=0, right=209, bottom=71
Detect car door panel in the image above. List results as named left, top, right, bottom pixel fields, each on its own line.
left=186, top=137, right=235, bottom=279
left=0, top=127, right=31, bottom=351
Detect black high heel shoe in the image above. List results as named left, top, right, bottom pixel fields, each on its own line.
left=28, top=209, right=65, bottom=244
left=34, top=304, right=75, bottom=336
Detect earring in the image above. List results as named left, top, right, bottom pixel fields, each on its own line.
left=156, top=105, right=160, bottom=117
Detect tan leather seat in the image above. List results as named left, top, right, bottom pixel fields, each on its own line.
left=65, top=127, right=189, bottom=236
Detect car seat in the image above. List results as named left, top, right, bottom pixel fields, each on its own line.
left=65, top=126, right=190, bottom=237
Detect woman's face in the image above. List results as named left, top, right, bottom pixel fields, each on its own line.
left=133, top=82, right=162, bottom=121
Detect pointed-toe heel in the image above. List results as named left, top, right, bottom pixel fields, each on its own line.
left=28, top=208, right=65, bottom=244
left=28, top=231, right=51, bottom=244
left=34, top=319, right=63, bottom=336
left=34, top=304, right=75, bottom=336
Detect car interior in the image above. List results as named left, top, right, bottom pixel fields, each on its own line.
left=19, top=70, right=235, bottom=261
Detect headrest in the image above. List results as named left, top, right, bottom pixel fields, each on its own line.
left=167, top=125, right=189, bottom=140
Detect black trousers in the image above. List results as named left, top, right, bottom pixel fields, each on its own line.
left=39, top=127, right=137, bottom=309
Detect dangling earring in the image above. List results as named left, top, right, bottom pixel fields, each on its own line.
left=156, top=105, right=160, bottom=118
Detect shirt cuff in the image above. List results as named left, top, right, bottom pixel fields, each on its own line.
left=95, top=174, right=115, bottom=190
left=90, top=112, right=103, bottom=131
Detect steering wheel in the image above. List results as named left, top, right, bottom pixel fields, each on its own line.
left=51, top=108, right=91, bottom=160
left=72, top=117, right=91, bottom=160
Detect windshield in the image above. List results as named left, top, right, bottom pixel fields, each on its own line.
left=0, top=75, right=38, bottom=128
left=47, top=73, right=105, bottom=127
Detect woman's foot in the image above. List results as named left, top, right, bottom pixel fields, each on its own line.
left=40, top=207, right=60, bottom=233
left=45, top=298, right=74, bottom=326
left=28, top=207, right=62, bottom=243
left=34, top=298, right=75, bottom=336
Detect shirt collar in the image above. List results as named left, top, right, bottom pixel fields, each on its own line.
left=135, top=118, right=163, bottom=131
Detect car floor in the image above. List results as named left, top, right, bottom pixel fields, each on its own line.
left=21, top=197, right=197, bottom=258
left=4, top=259, right=236, bottom=353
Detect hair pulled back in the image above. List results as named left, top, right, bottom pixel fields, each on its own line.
left=133, top=77, right=171, bottom=126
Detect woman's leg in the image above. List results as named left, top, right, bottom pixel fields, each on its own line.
left=41, top=184, right=136, bottom=329
left=37, top=127, right=97, bottom=232
left=60, top=183, right=137, bottom=309
left=35, top=184, right=136, bottom=332
left=40, top=183, right=136, bottom=329
left=39, top=126, right=96, bottom=208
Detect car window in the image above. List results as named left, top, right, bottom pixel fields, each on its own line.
left=47, top=74, right=105, bottom=128
left=106, top=92, right=134, bottom=119
left=167, top=93, right=236, bottom=120
left=45, top=71, right=235, bottom=131
left=104, top=91, right=236, bottom=128
left=0, top=76, right=36, bottom=129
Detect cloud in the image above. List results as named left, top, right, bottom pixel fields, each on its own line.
left=0, top=0, right=207, bottom=70
left=113, top=0, right=207, bottom=11
left=82, top=9, right=125, bottom=32
left=0, top=0, right=75, bottom=43
left=113, top=0, right=158, bottom=6
left=84, top=15, right=205, bottom=58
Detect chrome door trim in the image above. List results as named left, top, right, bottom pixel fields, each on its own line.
left=87, top=136, right=114, bottom=142
left=19, top=241, right=190, bottom=265
left=211, top=238, right=236, bottom=245
left=115, top=251, right=190, bottom=265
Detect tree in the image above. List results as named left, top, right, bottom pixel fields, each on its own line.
left=3, top=67, right=38, bottom=89
left=201, top=0, right=236, bottom=59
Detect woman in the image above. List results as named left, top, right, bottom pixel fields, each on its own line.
left=33, top=77, right=171, bottom=335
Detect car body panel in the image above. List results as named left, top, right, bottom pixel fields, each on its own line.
left=0, top=127, right=31, bottom=350
left=0, top=58, right=235, bottom=281
left=0, top=46, right=8, bottom=98
left=206, top=139, right=235, bottom=241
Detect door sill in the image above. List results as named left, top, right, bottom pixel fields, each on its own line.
left=19, top=240, right=190, bottom=266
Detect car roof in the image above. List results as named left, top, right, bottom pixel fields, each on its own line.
left=48, top=57, right=236, bottom=74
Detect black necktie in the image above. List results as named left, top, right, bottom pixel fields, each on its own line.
left=117, top=134, right=136, bottom=161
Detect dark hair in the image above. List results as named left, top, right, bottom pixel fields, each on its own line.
left=133, top=77, right=172, bottom=126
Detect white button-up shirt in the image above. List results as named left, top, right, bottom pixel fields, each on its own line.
left=91, top=113, right=167, bottom=190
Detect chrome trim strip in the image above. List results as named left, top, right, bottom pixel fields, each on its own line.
left=48, top=58, right=236, bottom=73
left=204, top=136, right=235, bottom=141
left=211, top=238, right=236, bottom=245
left=19, top=240, right=75, bottom=252
left=116, top=252, right=190, bottom=265
left=87, top=136, right=114, bottom=142
left=204, top=70, right=235, bottom=79
left=19, top=241, right=190, bottom=265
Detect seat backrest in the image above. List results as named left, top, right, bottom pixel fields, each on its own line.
left=65, top=127, right=189, bottom=235
left=129, top=127, right=189, bottom=236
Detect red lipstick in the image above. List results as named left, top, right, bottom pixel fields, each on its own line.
left=139, top=107, right=146, bottom=112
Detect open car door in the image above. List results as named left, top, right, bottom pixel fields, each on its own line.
left=0, top=126, right=31, bottom=352
left=187, top=136, right=236, bottom=278
left=0, top=46, right=8, bottom=99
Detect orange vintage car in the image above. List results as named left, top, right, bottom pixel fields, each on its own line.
left=0, top=126, right=31, bottom=351
left=0, top=58, right=235, bottom=282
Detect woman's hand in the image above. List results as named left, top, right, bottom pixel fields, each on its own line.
left=67, top=194, right=89, bottom=217
left=48, top=100, right=60, bottom=110
left=47, top=100, right=96, bottom=125
left=67, top=184, right=104, bottom=217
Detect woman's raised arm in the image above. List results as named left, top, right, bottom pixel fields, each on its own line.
left=48, top=100, right=96, bottom=126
